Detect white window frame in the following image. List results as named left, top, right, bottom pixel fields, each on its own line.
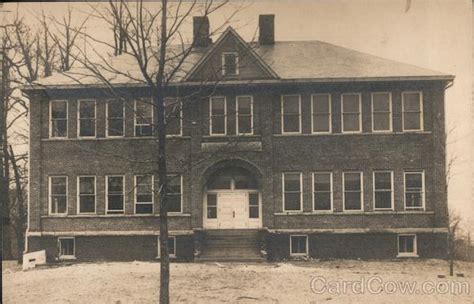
left=404, top=171, right=425, bottom=211
left=402, top=91, right=424, bottom=132
left=371, top=92, right=392, bottom=132
left=221, top=52, right=239, bottom=76
left=167, top=175, right=183, bottom=214
left=397, top=234, right=418, bottom=257
left=311, top=94, right=332, bottom=134
left=209, top=96, right=227, bottom=136
left=49, top=100, right=68, bottom=139
left=134, top=175, right=154, bottom=214
left=105, top=175, right=125, bottom=214
left=236, top=95, right=254, bottom=135
left=134, top=99, right=154, bottom=137
left=49, top=176, right=68, bottom=215
left=77, top=176, right=96, bottom=214
left=157, top=236, right=176, bottom=258
left=106, top=99, right=125, bottom=137
left=290, top=235, right=308, bottom=256
left=77, top=99, right=97, bottom=138
left=281, top=95, right=302, bottom=134
left=342, top=171, right=364, bottom=212
left=58, top=237, right=76, bottom=259
left=341, top=93, right=362, bottom=133
left=282, top=172, right=303, bottom=212
left=312, top=172, right=333, bottom=212
left=164, top=97, right=183, bottom=137
left=373, top=171, right=394, bottom=211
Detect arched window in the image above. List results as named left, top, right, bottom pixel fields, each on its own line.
left=207, top=167, right=258, bottom=190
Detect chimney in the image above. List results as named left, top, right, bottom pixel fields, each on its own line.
left=193, top=16, right=212, bottom=48
left=259, top=14, right=275, bottom=45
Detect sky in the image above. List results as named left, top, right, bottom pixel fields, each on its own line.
left=2, top=0, right=473, bottom=228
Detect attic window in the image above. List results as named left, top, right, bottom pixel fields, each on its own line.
left=222, top=52, right=238, bottom=76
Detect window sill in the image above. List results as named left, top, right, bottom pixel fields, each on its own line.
left=274, top=211, right=434, bottom=216
left=41, top=213, right=191, bottom=218
left=42, top=136, right=191, bottom=142
left=57, top=256, right=77, bottom=261
left=273, top=131, right=432, bottom=137
left=156, top=255, right=176, bottom=259
left=396, top=254, right=419, bottom=258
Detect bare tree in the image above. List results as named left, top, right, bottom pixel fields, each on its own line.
left=47, top=1, right=242, bottom=302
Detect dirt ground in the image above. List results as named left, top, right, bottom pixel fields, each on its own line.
left=2, top=259, right=473, bottom=303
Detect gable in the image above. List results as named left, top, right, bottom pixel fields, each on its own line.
left=186, top=28, right=278, bottom=82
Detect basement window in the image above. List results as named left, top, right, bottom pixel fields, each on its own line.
left=397, top=234, right=418, bottom=257
left=222, top=52, right=238, bottom=76
left=58, top=237, right=75, bottom=259
left=157, top=236, right=176, bottom=258
left=290, top=235, right=308, bottom=256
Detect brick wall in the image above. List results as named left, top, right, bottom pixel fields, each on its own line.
left=27, top=80, right=448, bottom=236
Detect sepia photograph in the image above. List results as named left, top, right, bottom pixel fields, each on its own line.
left=1, top=0, right=473, bottom=303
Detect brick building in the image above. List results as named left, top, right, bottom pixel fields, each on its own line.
left=23, top=15, right=454, bottom=262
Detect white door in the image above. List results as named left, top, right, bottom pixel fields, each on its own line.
left=217, top=192, right=248, bottom=229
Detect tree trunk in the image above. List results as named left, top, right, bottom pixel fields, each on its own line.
left=1, top=53, right=12, bottom=260
left=9, top=145, right=26, bottom=264
left=157, top=1, right=169, bottom=303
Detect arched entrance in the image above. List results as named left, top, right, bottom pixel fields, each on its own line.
left=203, top=166, right=262, bottom=229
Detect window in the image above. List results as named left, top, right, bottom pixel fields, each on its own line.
left=157, top=236, right=176, bottom=258
left=58, top=237, right=75, bottom=258
left=106, top=100, right=124, bottom=137
left=372, top=92, right=392, bottom=132
left=167, top=175, right=182, bottom=213
left=210, top=96, right=226, bottom=135
left=249, top=193, right=259, bottom=218
left=343, top=172, right=363, bottom=211
left=78, top=176, right=96, bottom=214
left=402, top=92, right=423, bottom=131
left=78, top=100, right=96, bottom=137
left=311, top=94, right=331, bottom=133
left=290, top=235, right=308, bottom=256
left=373, top=171, right=393, bottom=210
left=404, top=171, right=424, bottom=210
left=50, top=100, right=68, bottom=138
left=222, top=52, right=238, bottom=76
left=207, top=194, right=217, bottom=219
left=106, top=176, right=124, bottom=214
left=398, top=234, right=417, bottom=257
left=135, top=99, right=153, bottom=136
left=281, top=95, right=301, bottom=133
left=283, top=173, right=302, bottom=212
left=313, top=172, right=332, bottom=211
left=165, top=98, right=182, bottom=136
left=135, top=175, right=153, bottom=214
left=49, top=176, right=67, bottom=215
left=236, top=96, right=253, bottom=135
left=341, top=93, right=361, bottom=133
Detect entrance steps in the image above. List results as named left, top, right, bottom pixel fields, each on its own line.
left=196, top=229, right=266, bottom=262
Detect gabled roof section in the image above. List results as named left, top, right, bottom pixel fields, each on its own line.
left=184, top=26, right=279, bottom=81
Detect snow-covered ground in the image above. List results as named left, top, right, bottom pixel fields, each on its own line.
left=2, top=259, right=473, bottom=303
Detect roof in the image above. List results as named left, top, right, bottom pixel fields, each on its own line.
left=30, top=31, right=453, bottom=89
